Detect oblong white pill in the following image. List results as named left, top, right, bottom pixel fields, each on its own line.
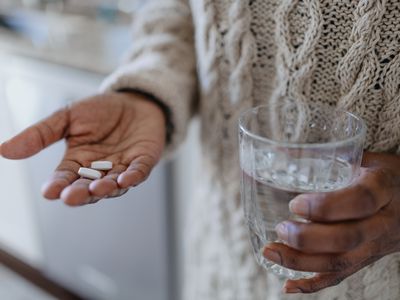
left=91, top=161, right=113, bottom=171
left=78, top=167, right=102, bottom=180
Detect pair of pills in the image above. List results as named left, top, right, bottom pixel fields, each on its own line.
left=78, top=161, right=113, bottom=180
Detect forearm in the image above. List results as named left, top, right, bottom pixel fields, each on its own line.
left=101, top=0, right=198, bottom=155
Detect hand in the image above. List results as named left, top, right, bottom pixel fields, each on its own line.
left=262, top=152, right=400, bottom=294
left=0, top=92, right=166, bottom=206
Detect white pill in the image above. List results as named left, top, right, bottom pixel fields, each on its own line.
left=91, top=161, right=113, bottom=171
left=78, top=167, right=102, bottom=180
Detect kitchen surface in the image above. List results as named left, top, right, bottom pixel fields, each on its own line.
left=0, top=0, right=133, bottom=74
left=0, top=1, right=201, bottom=299
left=0, top=264, right=55, bottom=300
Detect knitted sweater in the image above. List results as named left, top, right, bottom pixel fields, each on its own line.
left=101, top=1, right=400, bottom=299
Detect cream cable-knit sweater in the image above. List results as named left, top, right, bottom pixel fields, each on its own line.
left=101, top=1, right=400, bottom=299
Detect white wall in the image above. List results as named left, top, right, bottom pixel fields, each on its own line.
left=171, top=119, right=201, bottom=300
left=0, top=79, right=43, bottom=266
left=0, top=53, right=102, bottom=266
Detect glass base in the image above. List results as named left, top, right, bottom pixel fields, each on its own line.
left=259, top=256, right=315, bottom=280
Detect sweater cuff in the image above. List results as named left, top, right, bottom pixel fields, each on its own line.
left=99, top=64, right=195, bottom=157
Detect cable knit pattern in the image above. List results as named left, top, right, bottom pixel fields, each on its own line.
left=337, top=0, right=386, bottom=149
left=102, top=0, right=400, bottom=299
left=226, top=2, right=255, bottom=106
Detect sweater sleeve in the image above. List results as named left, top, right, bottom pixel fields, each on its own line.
left=100, top=0, right=198, bottom=155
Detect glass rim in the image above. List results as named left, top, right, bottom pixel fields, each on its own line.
left=238, top=105, right=367, bottom=149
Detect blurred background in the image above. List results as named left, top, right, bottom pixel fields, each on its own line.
left=0, top=0, right=200, bottom=299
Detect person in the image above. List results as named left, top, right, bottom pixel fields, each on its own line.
left=1, top=0, right=400, bottom=299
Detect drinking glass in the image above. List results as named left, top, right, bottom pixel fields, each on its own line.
left=239, top=102, right=366, bottom=279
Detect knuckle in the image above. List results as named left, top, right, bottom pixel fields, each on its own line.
left=337, top=228, right=363, bottom=251
left=374, top=168, right=397, bottom=205
left=331, top=275, right=345, bottom=287
left=107, top=189, right=127, bottom=198
left=328, top=256, right=352, bottom=272
left=136, top=165, right=150, bottom=180
left=34, top=124, right=48, bottom=148
left=285, top=255, right=300, bottom=270
left=289, top=226, right=307, bottom=250
left=305, top=275, right=345, bottom=293
left=356, top=184, right=377, bottom=211
left=309, top=197, right=332, bottom=220
left=372, top=168, right=393, bottom=187
left=304, top=281, right=322, bottom=293
left=129, top=157, right=154, bottom=181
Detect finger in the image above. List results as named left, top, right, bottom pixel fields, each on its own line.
left=89, top=165, right=126, bottom=198
left=282, top=254, right=381, bottom=294
left=362, top=152, right=400, bottom=169
left=61, top=178, right=92, bottom=207
left=107, top=188, right=129, bottom=198
left=41, top=159, right=81, bottom=200
left=289, top=167, right=396, bottom=222
left=275, top=212, right=390, bottom=253
left=118, top=155, right=155, bottom=189
left=0, top=107, right=69, bottom=159
left=262, top=241, right=372, bottom=273
left=283, top=272, right=351, bottom=294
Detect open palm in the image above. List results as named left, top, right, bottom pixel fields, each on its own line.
left=0, top=93, right=166, bottom=206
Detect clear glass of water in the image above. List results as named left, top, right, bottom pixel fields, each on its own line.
left=238, top=102, right=366, bottom=280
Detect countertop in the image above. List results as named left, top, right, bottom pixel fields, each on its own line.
left=0, top=11, right=131, bottom=75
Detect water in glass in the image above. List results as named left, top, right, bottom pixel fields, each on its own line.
left=241, top=151, right=353, bottom=279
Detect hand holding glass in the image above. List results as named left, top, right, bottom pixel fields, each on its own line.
left=239, top=103, right=366, bottom=279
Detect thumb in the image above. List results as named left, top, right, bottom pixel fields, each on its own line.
left=0, top=107, right=69, bottom=160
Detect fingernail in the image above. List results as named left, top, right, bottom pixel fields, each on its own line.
left=275, top=222, right=289, bottom=242
left=289, top=195, right=309, bottom=216
left=284, top=287, right=302, bottom=294
left=262, top=246, right=281, bottom=264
